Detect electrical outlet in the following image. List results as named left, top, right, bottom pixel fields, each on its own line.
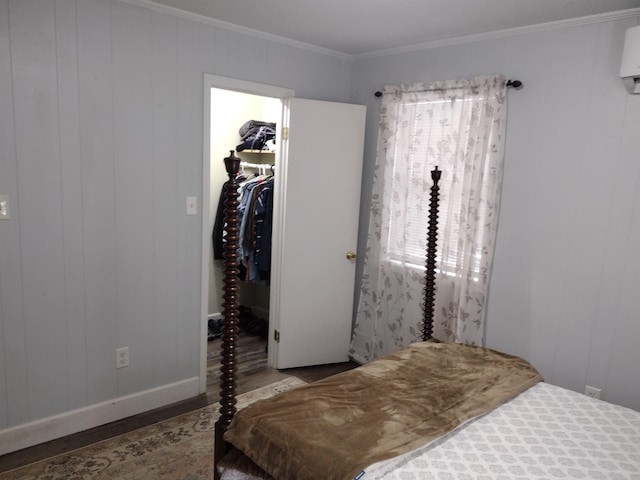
left=116, top=347, right=130, bottom=369
left=584, top=385, right=601, bottom=400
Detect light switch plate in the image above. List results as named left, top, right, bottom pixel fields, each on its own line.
left=0, top=195, right=9, bottom=220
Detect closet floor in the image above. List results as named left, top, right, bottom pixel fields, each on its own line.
left=0, top=332, right=357, bottom=473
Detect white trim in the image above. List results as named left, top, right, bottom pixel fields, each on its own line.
left=267, top=98, right=291, bottom=368
left=204, top=75, right=295, bottom=99
left=0, top=377, right=199, bottom=455
left=201, top=76, right=212, bottom=395
left=117, top=0, right=351, bottom=60
left=118, top=1, right=638, bottom=61
left=353, top=8, right=640, bottom=60
left=200, top=74, right=294, bottom=386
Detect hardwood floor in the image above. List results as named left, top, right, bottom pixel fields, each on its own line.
left=206, top=333, right=357, bottom=399
left=0, top=332, right=357, bottom=473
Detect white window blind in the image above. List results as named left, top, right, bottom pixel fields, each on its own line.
left=386, top=97, right=487, bottom=279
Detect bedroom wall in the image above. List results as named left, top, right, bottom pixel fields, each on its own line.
left=350, top=14, right=640, bottom=410
left=0, top=0, right=350, bottom=449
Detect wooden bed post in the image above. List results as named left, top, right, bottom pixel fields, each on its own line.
left=214, top=150, right=241, bottom=480
left=422, top=167, right=441, bottom=341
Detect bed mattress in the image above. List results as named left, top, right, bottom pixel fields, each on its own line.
left=362, top=381, right=640, bottom=479
left=222, top=341, right=541, bottom=480
left=220, top=381, right=640, bottom=480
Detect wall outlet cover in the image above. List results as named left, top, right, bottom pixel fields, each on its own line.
left=584, top=385, right=602, bottom=399
left=116, top=346, right=130, bottom=369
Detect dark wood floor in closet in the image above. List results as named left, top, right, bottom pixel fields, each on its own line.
left=0, top=333, right=357, bottom=473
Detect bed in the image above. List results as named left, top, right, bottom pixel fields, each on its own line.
left=213, top=153, right=640, bottom=480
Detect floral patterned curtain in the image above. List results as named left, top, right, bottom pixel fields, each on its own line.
left=350, top=75, right=508, bottom=364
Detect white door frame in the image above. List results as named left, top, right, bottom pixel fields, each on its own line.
left=199, top=74, right=294, bottom=393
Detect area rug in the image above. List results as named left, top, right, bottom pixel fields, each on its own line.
left=2, top=377, right=306, bottom=480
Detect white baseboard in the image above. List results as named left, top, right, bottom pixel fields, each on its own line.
left=0, top=377, right=200, bottom=456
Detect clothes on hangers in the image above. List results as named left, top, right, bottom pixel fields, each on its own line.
left=212, top=172, right=250, bottom=260
left=255, top=182, right=273, bottom=280
left=212, top=172, right=274, bottom=283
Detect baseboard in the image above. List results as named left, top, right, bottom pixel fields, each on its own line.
left=0, top=376, right=200, bottom=456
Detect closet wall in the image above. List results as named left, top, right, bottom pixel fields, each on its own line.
left=209, top=90, right=280, bottom=319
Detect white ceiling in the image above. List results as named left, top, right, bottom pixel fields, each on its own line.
left=145, top=0, right=640, bottom=56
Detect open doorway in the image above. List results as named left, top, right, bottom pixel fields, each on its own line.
left=207, top=89, right=280, bottom=327
left=206, top=89, right=278, bottom=390
left=201, top=76, right=366, bottom=393
left=199, top=75, right=294, bottom=393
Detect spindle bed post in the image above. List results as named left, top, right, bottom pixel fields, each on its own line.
left=214, top=150, right=241, bottom=480
left=422, top=167, right=441, bottom=341
left=214, top=164, right=443, bottom=477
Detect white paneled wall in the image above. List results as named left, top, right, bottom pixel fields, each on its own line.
left=0, top=0, right=350, bottom=450
left=350, top=16, right=640, bottom=410
left=77, top=0, right=119, bottom=408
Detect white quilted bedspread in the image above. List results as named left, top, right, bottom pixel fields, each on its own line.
left=364, top=382, right=640, bottom=480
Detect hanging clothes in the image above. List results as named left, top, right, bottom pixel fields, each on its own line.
left=255, top=182, right=273, bottom=280
left=212, top=172, right=274, bottom=283
left=212, top=172, right=249, bottom=260
left=212, top=184, right=231, bottom=260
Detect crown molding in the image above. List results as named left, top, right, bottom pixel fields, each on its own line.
left=117, top=0, right=352, bottom=61
left=353, top=7, right=640, bottom=60
left=117, top=1, right=640, bottom=62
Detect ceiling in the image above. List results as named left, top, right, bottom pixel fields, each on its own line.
left=146, top=0, right=640, bottom=56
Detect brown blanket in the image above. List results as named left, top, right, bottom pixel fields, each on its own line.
left=224, top=341, right=542, bottom=480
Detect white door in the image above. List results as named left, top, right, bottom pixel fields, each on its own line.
left=269, top=98, right=366, bottom=369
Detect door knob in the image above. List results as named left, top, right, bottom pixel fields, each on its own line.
left=346, top=251, right=356, bottom=260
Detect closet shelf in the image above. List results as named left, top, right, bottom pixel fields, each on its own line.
left=239, top=150, right=275, bottom=154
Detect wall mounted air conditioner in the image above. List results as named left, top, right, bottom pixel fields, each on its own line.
left=620, top=25, right=640, bottom=94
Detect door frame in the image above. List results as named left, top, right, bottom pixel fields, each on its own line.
left=200, top=74, right=294, bottom=393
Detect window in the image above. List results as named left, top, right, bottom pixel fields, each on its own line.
left=385, top=97, right=490, bottom=281
left=352, top=76, right=507, bottom=353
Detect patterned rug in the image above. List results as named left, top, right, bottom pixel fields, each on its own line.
left=2, top=377, right=306, bottom=480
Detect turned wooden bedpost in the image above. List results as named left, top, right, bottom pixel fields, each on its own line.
left=214, top=150, right=241, bottom=480
left=422, top=167, right=441, bottom=341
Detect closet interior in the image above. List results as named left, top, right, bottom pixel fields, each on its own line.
left=208, top=88, right=281, bottom=347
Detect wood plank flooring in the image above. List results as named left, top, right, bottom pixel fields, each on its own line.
left=0, top=333, right=357, bottom=473
left=207, top=333, right=357, bottom=399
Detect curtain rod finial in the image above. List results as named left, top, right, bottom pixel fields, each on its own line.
left=506, top=79, right=523, bottom=89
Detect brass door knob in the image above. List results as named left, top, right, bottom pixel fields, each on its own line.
left=346, top=251, right=356, bottom=260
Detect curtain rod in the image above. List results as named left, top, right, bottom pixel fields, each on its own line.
left=374, top=79, right=523, bottom=97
